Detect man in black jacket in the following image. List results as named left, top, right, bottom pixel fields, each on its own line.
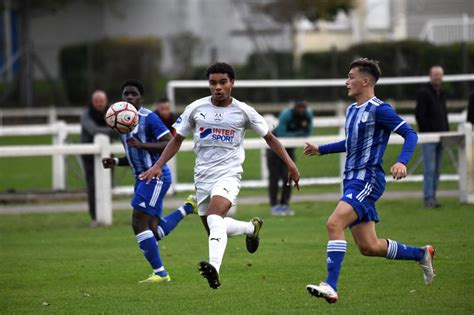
left=80, top=90, right=114, bottom=225
left=415, top=65, right=449, bottom=208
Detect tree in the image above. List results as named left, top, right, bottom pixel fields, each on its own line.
left=254, top=0, right=353, bottom=25
left=252, top=0, right=354, bottom=57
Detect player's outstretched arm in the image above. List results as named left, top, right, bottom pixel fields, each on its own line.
left=376, top=104, right=418, bottom=181
left=102, top=157, right=129, bottom=168
left=126, top=133, right=171, bottom=154
left=304, top=139, right=346, bottom=156
left=139, top=134, right=185, bottom=183
left=263, top=132, right=300, bottom=190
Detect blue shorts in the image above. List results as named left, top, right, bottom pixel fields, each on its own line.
left=340, top=179, right=385, bottom=228
left=131, top=176, right=171, bottom=217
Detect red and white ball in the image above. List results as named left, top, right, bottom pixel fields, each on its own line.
left=105, top=102, right=139, bottom=133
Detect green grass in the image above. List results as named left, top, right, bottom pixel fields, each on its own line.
left=1, top=198, right=473, bottom=314
left=0, top=131, right=460, bottom=192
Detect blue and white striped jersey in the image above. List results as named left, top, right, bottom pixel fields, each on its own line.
left=320, top=97, right=417, bottom=185
left=119, top=107, right=171, bottom=179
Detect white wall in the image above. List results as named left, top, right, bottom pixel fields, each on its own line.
left=29, top=0, right=291, bottom=79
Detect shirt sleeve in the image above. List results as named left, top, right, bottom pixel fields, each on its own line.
left=415, top=89, right=429, bottom=131
left=376, top=104, right=407, bottom=132
left=147, top=112, right=170, bottom=140
left=245, top=106, right=269, bottom=137
left=376, top=104, right=418, bottom=165
left=173, top=105, right=195, bottom=137
left=80, top=110, right=114, bottom=137
left=319, top=140, right=346, bottom=155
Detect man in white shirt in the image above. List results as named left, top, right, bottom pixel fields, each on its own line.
left=140, top=62, right=300, bottom=289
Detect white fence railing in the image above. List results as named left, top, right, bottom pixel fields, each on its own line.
left=420, top=14, right=474, bottom=44
left=0, top=113, right=469, bottom=191
left=0, top=124, right=473, bottom=225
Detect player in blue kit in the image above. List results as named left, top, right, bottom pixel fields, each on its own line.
left=102, top=79, right=196, bottom=284
left=303, top=59, right=435, bottom=303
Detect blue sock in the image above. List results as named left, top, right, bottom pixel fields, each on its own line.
left=182, top=203, right=194, bottom=215
left=325, top=240, right=347, bottom=291
left=386, top=239, right=424, bottom=261
left=136, top=230, right=167, bottom=277
left=156, top=209, right=187, bottom=240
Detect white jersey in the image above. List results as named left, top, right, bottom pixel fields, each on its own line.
left=173, top=96, right=269, bottom=183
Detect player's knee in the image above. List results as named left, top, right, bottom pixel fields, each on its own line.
left=326, top=217, right=343, bottom=234
left=357, top=243, right=378, bottom=256
left=131, top=214, right=148, bottom=234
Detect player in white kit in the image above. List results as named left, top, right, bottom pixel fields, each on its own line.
left=140, top=62, right=300, bottom=289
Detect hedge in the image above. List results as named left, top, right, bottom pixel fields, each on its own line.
left=59, top=37, right=161, bottom=105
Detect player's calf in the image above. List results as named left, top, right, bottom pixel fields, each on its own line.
left=357, top=239, right=388, bottom=257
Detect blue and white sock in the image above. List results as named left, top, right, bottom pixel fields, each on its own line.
left=325, top=240, right=347, bottom=291
left=136, top=230, right=167, bottom=277
left=156, top=206, right=191, bottom=240
left=386, top=239, right=424, bottom=261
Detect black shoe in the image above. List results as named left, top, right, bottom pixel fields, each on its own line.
left=424, top=200, right=441, bottom=208
left=198, top=261, right=221, bottom=289
left=246, top=217, right=264, bottom=254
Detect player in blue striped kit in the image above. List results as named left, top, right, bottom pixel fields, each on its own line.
left=102, top=79, right=196, bottom=284
left=304, top=59, right=435, bottom=303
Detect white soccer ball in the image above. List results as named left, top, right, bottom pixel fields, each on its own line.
left=105, top=101, right=139, bottom=134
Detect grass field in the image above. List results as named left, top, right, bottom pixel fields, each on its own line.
left=1, top=198, right=473, bottom=314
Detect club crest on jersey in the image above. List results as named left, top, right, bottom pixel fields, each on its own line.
left=361, top=111, right=370, bottom=123
left=175, top=116, right=183, bottom=124
left=214, top=112, right=223, bottom=121
left=199, top=127, right=235, bottom=142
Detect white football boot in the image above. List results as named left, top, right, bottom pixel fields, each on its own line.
left=418, top=245, right=436, bottom=285
left=306, top=282, right=338, bottom=304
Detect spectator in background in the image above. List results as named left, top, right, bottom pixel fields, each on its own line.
left=415, top=65, right=449, bottom=209
left=467, top=91, right=474, bottom=124
left=80, top=90, right=114, bottom=226
left=154, top=97, right=177, bottom=136
left=267, top=100, right=312, bottom=216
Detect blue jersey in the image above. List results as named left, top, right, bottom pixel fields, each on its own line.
left=320, top=97, right=418, bottom=185
left=119, top=107, right=171, bottom=179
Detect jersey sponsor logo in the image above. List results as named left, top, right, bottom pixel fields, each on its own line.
left=199, top=127, right=213, bottom=139
left=199, top=127, right=235, bottom=142
left=214, top=112, right=223, bottom=121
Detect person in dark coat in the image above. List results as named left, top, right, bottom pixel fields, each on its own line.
left=154, top=97, right=177, bottom=136
left=80, top=90, right=114, bottom=225
left=415, top=65, right=449, bottom=208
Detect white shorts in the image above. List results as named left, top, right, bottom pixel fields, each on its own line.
left=195, top=176, right=241, bottom=216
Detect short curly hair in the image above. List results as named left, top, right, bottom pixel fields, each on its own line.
left=206, top=62, right=235, bottom=81
left=121, top=79, right=144, bottom=96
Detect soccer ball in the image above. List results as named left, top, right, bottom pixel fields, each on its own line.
left=105, top=102, right=139, bottom=133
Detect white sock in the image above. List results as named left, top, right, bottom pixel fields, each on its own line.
left=178, top=206, right=187, bottom=217
left=207, top=214, right=228, bottom=273
left=224, top=217, right=254, bottom=237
